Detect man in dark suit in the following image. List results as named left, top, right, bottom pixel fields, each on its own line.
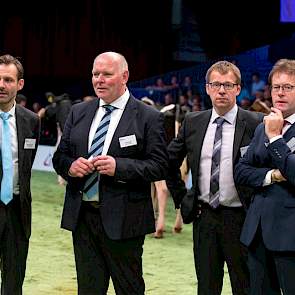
left=0, top=54, right=40, bottom=294
left=234, top=59, right=295, bottom=294
left=52, top=52, right=168, bottom=295
left=167, top=61, right=263, bottom=295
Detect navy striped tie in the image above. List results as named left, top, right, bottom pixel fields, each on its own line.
left=84, top=105, right=116, bottom=198
left=209, top=117, right=225, bottom=208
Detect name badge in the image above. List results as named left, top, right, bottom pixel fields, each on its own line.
left=287, top=137, right=295, bottom=152
left=240, top=145, right=249, bottom=157
left=119, top=134, right=137, bottom=148
left=24, top=138, right=36, bottom=149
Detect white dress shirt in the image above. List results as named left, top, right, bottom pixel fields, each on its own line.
left=83, top=89, right=130, bottom=201
left=198, top=105, right=242, bottom=207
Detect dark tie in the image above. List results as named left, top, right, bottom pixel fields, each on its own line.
left=83, top=105, right=116, bottom=198
left=209, top=117, right=225, bottom=208
left=282, top=119, right=290, bottom=134
left=0, top=112, right=13, bottom=204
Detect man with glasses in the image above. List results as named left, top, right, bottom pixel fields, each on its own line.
left=235, top=59, right=295, bottom=294
left=167, top=61, right=263, bottom=295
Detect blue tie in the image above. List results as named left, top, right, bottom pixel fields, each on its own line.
left=0, top=112, right=13, bottom=205
left=209, top=117, right=225, bottom=208
left=84, top=105, right=116, bottom=198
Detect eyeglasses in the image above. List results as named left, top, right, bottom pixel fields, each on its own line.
left=271, top=84, right=295, bottom=92
left=208, top=82, right=238, bottom=90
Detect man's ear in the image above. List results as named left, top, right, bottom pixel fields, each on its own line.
left=17, top=79, right=24, bottom=91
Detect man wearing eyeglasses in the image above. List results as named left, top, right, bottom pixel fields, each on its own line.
left=235, top=59, right=295, bottom=294
left=167, top=61, right=263, bottom=295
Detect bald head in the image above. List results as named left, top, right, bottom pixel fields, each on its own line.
left=94, top=52, right=128, bottom=73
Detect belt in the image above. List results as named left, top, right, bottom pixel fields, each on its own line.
left=199, top=201, right=243, bottom=211
left=82, top=201, right=101, bottom=210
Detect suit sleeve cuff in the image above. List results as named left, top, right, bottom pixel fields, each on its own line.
left=269, top=135, right=283, bottom=144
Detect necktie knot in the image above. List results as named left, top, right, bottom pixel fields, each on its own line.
left=0, top=112, right=11, bottom=121
left=103, top=105, right=116, bottom=114
left=214, top=117, right=225, bottom=127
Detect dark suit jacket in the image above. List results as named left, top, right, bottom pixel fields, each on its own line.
left=52, top=95, right=168, bottom=240
left=15, top=105, right=40, bottom=239
left=234, top=123, right=295, bottom=251
left=166, top=107, right=263, bottom=215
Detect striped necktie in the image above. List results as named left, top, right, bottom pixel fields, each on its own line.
left=209, top=117, right=225, bottom=208
left=0, top=112, right=13, bottom=205
left=84, top=105, right=116, bottom=198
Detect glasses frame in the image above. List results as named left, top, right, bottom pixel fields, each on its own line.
left=208, top=82, right=238, bottom=91
left=271, top=84, right=295, bottom=93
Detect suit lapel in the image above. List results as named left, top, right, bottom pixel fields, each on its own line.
left=15, top=106, right=27, bottom=171
left=233, top=108, right=246, bottom=162
left=191, top=110, right=211, bottom=186
left=77, top=99, right=99, bottom=157
left=107, top=96, right=137, bottom=155
left=283, top=123, right=295, bottom=142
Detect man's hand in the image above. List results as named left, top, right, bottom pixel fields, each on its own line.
left=68, top=157, right=95, bottom=177
left=271, top=169, right=286, bottom=183
left=92, top=155, right=116, bottom=176
left=264, top=107, right=284, bottom=139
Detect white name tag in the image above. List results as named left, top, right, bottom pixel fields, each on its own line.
left=119, top=134, right=137, bottom=148
left=24, top=138, right=36, bottom=149
left=240, top=145, right=249, bottom=157
left=287, top=137, right=295, bottom=152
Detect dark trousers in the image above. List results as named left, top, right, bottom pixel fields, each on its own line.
left=0, top=197, right=29, bottom=295
left=193, top=204, right=249, bottom=295
left=72, top=202, right=145, bottom=295
left=248, top=224, right=295, bottom=295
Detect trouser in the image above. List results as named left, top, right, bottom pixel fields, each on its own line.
left=73, top=202, right=145, bottom=295
left=0, top=197, right=29, bottom=295
left=193, top=204, right=249, bottom=295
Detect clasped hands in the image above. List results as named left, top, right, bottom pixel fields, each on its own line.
left=69, top=155, right=116, bottom=178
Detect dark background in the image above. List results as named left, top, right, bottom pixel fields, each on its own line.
left=0, top=0, right=294, bottom=104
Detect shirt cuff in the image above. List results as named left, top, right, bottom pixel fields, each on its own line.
left=263, top=169, right=275, bottom=186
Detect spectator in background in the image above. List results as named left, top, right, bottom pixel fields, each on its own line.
left=15, top=93, right=27, bottom=107
left=251, top=72, right=266, bottom=98
left=178, top=93, right=192, bottom=113
left=0, top=54, right=40, bottom=295
left=191, top=93, right=202, bottom=111
left=236, top=80, right=251, bottom=108
left=32, top=101, right=42, bottom=114
left=146, top=77, right=167, bottom=91
left=38, top=93, right=72, bottom=133
left=38, top=92, right=72, bottom=185
left=180, top=75, right=193, bottom=94
left=83, top=95, right=95, bottom=102
left=167, top=61, right=264, bottom=295
left=163, top=93, right=174, bottom=106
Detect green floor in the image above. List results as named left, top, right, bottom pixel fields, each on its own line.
left=10, top=171, right=231, bottom=294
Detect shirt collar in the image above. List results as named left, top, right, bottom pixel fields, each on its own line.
left=99, top=88, right=130, bottom=110
left=211, top=104, right=238, bottom=125
left=284, top=113, right=295, bottom=125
